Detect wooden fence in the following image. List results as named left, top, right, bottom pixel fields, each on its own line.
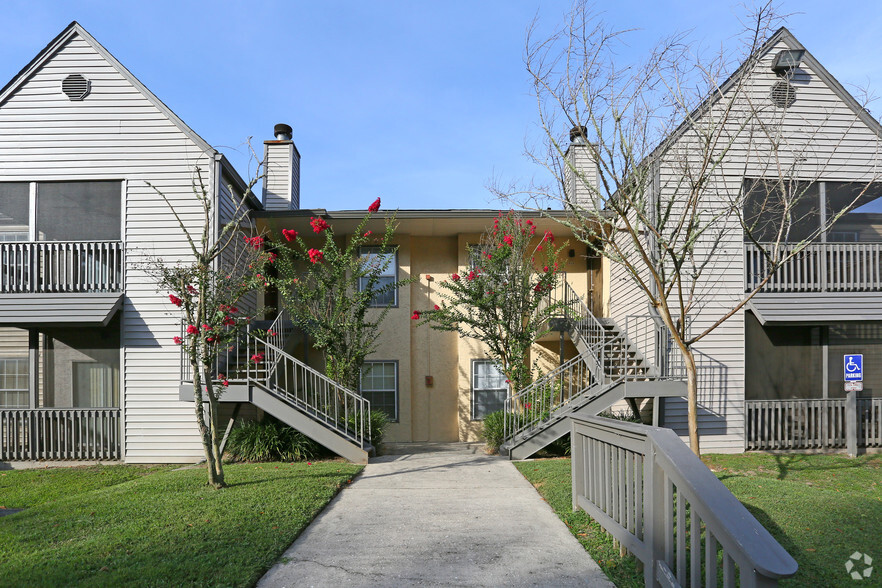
left=572, top=415, right=797, bottom=587
left=0, top=409, right=121, bottom=461
left=746, top=398, right=882, bottom=451
left=0, top=241, right=123, bottom=293
left=744, top=242, right=882, bottom=293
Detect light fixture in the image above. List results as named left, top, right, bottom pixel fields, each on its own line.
left=771, top=49, right=805, bottom=75
left=569, top=125, right=588, bottom=145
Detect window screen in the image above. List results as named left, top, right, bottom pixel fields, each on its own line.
left=0, top=183, right=30, bottom=241
left=0, top=358, right=28, bottom=408
left=360, top=361, right=398, bottom=421
left=37, top=181, right=121, bottom=241
left=358, top=247, right=397, bottom=307
left=472, top=360, right=508, bottom=420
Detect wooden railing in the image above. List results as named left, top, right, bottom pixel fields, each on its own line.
left=746, top=398, right=882, bottom=451
left=0, top=241, right=124, bottom=293
left=572, top=415, right=798, bottom=587
left=745, top=242, right=882, bottom=293
left=0, top=408, right=121, bottom=460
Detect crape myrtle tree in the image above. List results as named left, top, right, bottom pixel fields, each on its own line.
left=422, top=211, right=566, bottom=394
left=505, top=1, right=882, bottom=455
left=271, top=198, right=412, bottom=391
left=146, top=167, right=271, bottom=489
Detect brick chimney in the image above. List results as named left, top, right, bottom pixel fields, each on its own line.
left=564, top=125, right=600, bottom=209
left=262, top=123, right=300, bottom=210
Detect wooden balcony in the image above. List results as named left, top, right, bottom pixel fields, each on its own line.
left=0, top=241, right=123, bottom=294
left=745, top=242, right=882, bottom=293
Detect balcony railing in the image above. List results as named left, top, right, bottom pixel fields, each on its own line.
left=745, top=242, right=882, bottom=293
left=0, top=408, right=122, bottom=460
left=0, top=241, right=124, bottom=293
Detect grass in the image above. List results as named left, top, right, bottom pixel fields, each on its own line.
left=0, top=461, right=363, bottom=587
left=516, top=453, right=882, bottom=588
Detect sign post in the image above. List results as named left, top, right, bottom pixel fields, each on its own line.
left=844, top=354, right=862, bottom=457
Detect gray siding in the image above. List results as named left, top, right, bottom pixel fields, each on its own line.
left=609, top=35, right=882, bottom=452
left=262, top=141, right=299, bottom=211
left=0, top=31, right=214, bottom=462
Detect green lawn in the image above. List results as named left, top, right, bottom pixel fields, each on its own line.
left=0, top=461, right=362, bottom=587
left=516, top=453, right=882, bottom=588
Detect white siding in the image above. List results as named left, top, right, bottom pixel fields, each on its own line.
left=0, top=32, right=214, bottom=462
left=262, top=142, right=299, bottom=210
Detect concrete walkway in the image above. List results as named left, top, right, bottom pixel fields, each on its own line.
left=259, top=445, right=613, bottom=587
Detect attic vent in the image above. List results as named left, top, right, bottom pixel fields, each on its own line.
left=62, top=74, right=91, bottom=101
left=769, top=80, right=796, bottom=108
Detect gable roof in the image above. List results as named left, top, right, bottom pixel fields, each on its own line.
left=641, top=27, right=882, bottom=168
left=0, top=21, right=216, bottom=155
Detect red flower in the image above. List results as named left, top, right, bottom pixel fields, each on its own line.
left=467, top=270, right=476, bottom=281
left=451, top=273, right=460, bottom=281
left=201, top=324, right=211, bottom=331
left=308, top=248, right=324, bottom=263
left=282, top=228, right=298, bottom=241
left=363, top=230, right=373, bottom=237
left=543, top=230, right=554, bottom=243
left=425, top=274, right=432, bottom=281
left=368, top=197, right=381, bottom=212
left=221, top=379, right=229, bottom=387
left=222, top=316, right=235, bottom=326
left=186, top=285, right=197, bottom=295
left=186, top=325, right=199, bottom=335
left=411, top=311, right=421, bottom=320
left=433, top=304, right=440, bottom=310
left=268, top=252, right=277, bottom=263
left=168, top=294, right=183, bottom=307
left=268, top=330, right=277, bottom=336
left=543, top=266, right=549, bottom=273
left=310, top=217, right=330, bottom=233
left=502, top=235, right=513, bottom=247
left=206, top=337, right=215, bottom=342
left=251, top=352, right=265, bottom=363
left=534, top=283, right=542, bottom=292
left=525, top=402, right=532, bottom=409
left=173, top=336, right=182, bottom=345
left=243, top=235, right=265, bottom=250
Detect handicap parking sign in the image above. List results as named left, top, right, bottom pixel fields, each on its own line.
left=844, top=355, right=863, bottom=382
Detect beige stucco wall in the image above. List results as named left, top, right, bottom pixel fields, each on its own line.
left=273, top=221, right=598, bottom=445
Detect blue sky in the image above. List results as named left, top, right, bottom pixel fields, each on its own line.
left=2, top=1, right=881, bottom=210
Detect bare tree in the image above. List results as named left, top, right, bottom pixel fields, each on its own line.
left=144, top=165, right=270, bottom=488
left=503, top=1, right=882, bottom=455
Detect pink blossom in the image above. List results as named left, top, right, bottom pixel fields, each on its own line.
left=308, top=248, right=324, bottom=263
left=543, top=230, right=554, bottom=243
left=502, top=235, right=513, bottom=247
left=168, top=294, right=183, bottom=307
left=282, top=228, right=298, bottom=241
left=451, top=273, right=460, bottom=281
left=186, top=285, right=197, bottom=295
left=368, top=197, right=381, bottom=212
left=467, top=270, right=477, bottom=281
left=243, top=235, right=265, bottom=250
left=363, top=230, right=373, bottom=237
left=433, top=304, right=440, bottom=310
left=411, top=311, right=421, bottom=320
left=201, top=324, right=211, bottom=331
left=186, top=325, right=199, bottom=335
left=222, top=379, right=229, bottom=387
left=222, top=316, right=235, bottom=326
left=251, top=352, right=265, bottom=363
left=173, top=336, right=182, bottom=345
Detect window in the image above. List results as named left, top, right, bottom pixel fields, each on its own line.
left=0, top=358, right=28, bottom=408
left=0, top=183, right=30, bottom=241
left=472, top=360, right=508, bottom=420
left=358, top=247, right=397, bottom=307
left=360, top=361, right=398, bottom=421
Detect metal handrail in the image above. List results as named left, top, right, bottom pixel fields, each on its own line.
left=571, top=415, right=798, bottom=586
left=250, top=335, right=371, bottom=446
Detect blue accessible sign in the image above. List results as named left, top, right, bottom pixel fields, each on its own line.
left=844, top=354, right=863, bottom=382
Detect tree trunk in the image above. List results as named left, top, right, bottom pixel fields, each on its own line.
left=682, top=346, right=701, bottom=457
left=194, top=364, right=226, bottom=489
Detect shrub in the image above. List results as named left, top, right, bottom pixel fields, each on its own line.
left=349, top=409, right=390, bottom=450
left=224, top=416, right=324, bottom=462
left=482, top=410, right=505, bottom=453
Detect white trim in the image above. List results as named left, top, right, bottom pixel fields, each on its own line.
left=28, top=183, right=37, bottom=241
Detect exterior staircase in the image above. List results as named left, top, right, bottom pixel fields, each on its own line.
left=501, top=282, right=685, bottom=460
left=181, top=310, right=373, bottom=464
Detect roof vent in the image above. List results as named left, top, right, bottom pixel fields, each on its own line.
left=62, top=74, right=91, bottom=101
left=274, top=123, right=293, bottom=141
left=770, top=81, right=796, bottom=108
